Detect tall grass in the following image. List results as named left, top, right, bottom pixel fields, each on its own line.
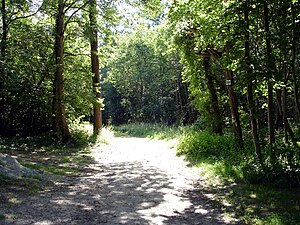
left=112, top=123, right=182, bottom=140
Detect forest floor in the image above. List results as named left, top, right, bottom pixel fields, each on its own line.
left=0, top=129, right=241, bottom=225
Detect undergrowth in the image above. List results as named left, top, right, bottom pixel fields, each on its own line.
left=112, top=123, right=182, bottom=140
left=0, top=124, right=99, bottom=177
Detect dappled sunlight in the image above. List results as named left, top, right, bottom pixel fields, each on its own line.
left=0, top=134, right=240, bottom=224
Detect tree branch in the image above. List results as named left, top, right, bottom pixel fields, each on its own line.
left=63, top=0, right=91, bottom=32
left=64, top=52, right=90, bottom=58
left=64, top=0, right=80, bottom=14
left=7, top=3, right=44, bottom=25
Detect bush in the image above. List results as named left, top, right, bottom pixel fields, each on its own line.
left=178, top=130, right=238, bottom=160
left=242, top=142, right=300, bottom=188
left=178, top=129, right=300, bottom=187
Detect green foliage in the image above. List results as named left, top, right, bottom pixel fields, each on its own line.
left=1, top=18, right=54, bottom=133
left=177, top=128, right=300, bottom=224
left=104, top=22, right=192, bottom=125
left=178, top=128, right=300, bottom=187
left=178, top=130, right=237, bottom=159
left=243, top=142, right=300, bottom=188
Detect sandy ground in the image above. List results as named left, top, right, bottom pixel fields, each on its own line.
left=0, top=135, right=240, bottom=225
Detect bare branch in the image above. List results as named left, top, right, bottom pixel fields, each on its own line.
left=64, top=0, right=80, bottom=14
left=64, top=52, right=90, bottom=58
left=63, top=0, right=91, bottom=32
left=7, top=3, right=44, bottom=25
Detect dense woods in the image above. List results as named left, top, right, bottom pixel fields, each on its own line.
left=0, top=0, right=299, bottom=183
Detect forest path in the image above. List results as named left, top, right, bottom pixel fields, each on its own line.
left=2, top=135, right=238, bottom=225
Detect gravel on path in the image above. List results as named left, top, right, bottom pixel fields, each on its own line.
left=0, top=136, right=240, bottom=225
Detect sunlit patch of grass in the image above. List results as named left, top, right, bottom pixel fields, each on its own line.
left=21, top=162, right=80, bottom=175
left=2, top=214, right=17, bottom=219
left=0, top=124, right=98, bottom=179
left=235, top=185, right=300, bottom=225
left=112, top=123, right=183, bottom=141
left=98, top=127, right=114, bottom=144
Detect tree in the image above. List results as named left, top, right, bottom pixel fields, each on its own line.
left=243, top=1, right=262, bottom=162
left=104, top=21, right=191, bottom=125
left=52, top=0, right=71, bottom=140
left=52, top=0, right=91, bottom=140
left=89, top=0, right=103, bottom=135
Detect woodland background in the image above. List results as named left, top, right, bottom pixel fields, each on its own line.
left=0, top=0, right=299, bottom=186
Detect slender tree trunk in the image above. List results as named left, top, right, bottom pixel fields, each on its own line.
left=264, top=4, right=275, bottom=161
left=203, top=55, right=223, bottom=135
left=1, top=0, right=7, bottom=59
left=244, top=4, right=262, bottom=163
left=176, top=70, right=184, bottom=123
left=51, top=80, right=57, bottom=132
left=225, top=69, right=243, bottom=148
left=276, top=86, right=297, bottom=143
left=89, top=0, right=102, bottom=135
left=53, top=0, right=70, bottom=141
left=0, top=0, right=7, bottom=134
left=282, top=44, right=288, bottom=143
left=291, top=2, right=300, bottom=122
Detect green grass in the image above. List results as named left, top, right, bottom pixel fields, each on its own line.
left=0, top=125, right=97, bottom=178
left=176, top=129, right=300, bottom=225
left=112, top=123, right=182, bottom=140
left=20, top=162, right=79, bottom=175
left=0, top=214, right=5, bottom=220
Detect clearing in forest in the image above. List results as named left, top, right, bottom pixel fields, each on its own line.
left=0, top=133, right=239, bottom=225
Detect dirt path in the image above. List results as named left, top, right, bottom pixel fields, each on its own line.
left=1, top=136, right=239, bottom=225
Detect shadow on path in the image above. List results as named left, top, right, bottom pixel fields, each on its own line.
left=1, top=160, right=237, bottom=225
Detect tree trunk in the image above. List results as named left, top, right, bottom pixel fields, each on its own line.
left=264, top=4, right=275, bottom=161
left=291, top=2, right=300, bottom=122
left=276, top=87, right=297, bottom=143
left=51, top=81, right=57, bottom=132
left=244, top=4, right=262, bottom=163
left=1, top=0, right=7, bottom=59
left=53, top=0, right=70, bottom=141
left=0, top=0, right=7, bottom=135
left=89, top=0, right=102, bottom=135
left=203, top=55, right=223, bottom=135
left=225, top=69, right=243, bottom=148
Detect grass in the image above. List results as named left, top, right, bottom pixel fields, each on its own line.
left=115, top=123, right=300, bottom=225
left=0, top=125, right=98, bottom=178
left=112, top=122, right=182, bottom=140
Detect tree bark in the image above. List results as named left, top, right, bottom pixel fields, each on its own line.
left=244, top=4, right=262, bottom=163
left=203, top=55, right=223, bottom=135
left=291, top=2, right=300, bottom=122
left=89, top=0, right=102, bottom=135
left=1, top=0, right=7, bottom=59
left=53, top=0, right=70, bottom=141
left=225, top=69, right=243, bottom=148
left=0, top=0, right=7, bottom=134
left=263, top=4, right=275, bottom=161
